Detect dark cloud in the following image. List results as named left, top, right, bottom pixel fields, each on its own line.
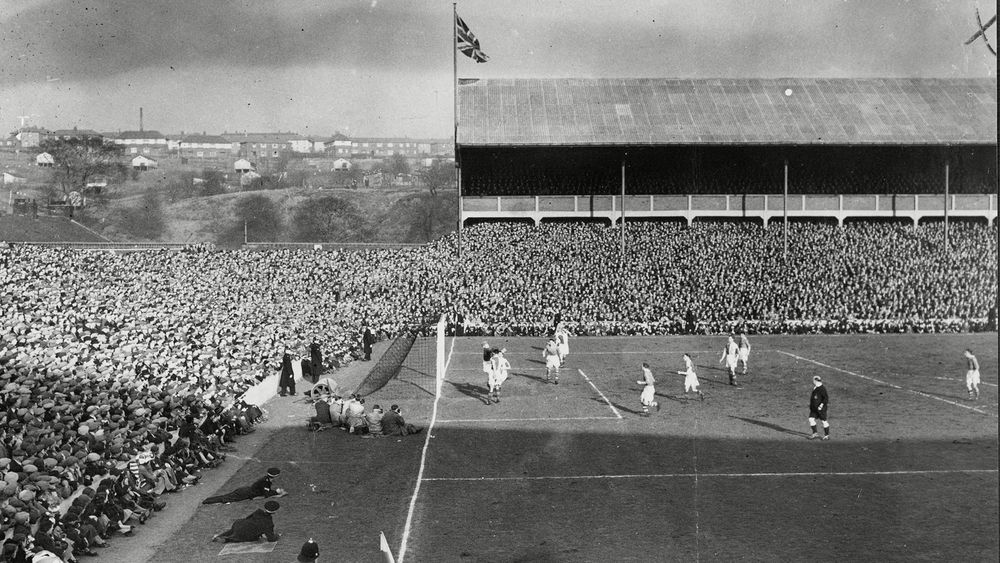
left=1, top=0, right=441, bottom=84
left=0, top=0, right=992, bottom=136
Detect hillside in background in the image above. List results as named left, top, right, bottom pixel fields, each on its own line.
left=2, top=155, right=459, bottom=244
left=67, top=183, right=459, bottom=245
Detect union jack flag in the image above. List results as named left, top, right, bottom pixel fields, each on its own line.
left=456, top=14, right=489, bottom=63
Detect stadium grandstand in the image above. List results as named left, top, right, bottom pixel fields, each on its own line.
left=456, top=78, right=997, bottom=226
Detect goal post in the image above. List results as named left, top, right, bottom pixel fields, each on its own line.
left=436, top=313, right=447, bottom=387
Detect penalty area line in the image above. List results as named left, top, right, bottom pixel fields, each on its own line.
left=437, top=416, right=619, bottom=423
left=422, top=468, right=999, bottom=482
left=578, top=369, right=623, bottom=419
left=455, top=350, right=720, bottom=357
left=775, top=350, right=996, bottom=418
left=397, top=335, right=456, bottom=563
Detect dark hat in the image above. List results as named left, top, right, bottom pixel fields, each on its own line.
left=264, top=500, right=280, bottom=513
left=813, top=375, right=822, bottom=382
left=297, top=539, right=319, bottom=562
left=266, top=467, right=281, bottom=477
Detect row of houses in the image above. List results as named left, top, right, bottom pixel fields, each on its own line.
left=2, top=126, right=453, bottom=162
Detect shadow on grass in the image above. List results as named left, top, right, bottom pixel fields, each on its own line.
left=448, top=381, right=491, bottom=405
left=591, top=397, right=644, bottom=415
left=394, top=375, right=436, bottom=397
left=730, top=415, right=808, bottom=438
left=525, top=358, right=547, bottom=366
left=655, top=391, right=700, bottom=404
left=514, top=371, right=550, bottom=384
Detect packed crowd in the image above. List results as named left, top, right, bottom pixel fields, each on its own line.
left=446, top=221, right=997, bottom=335
left=464, top=170, right=997, bottom=197
left=463, top=149, right=996, bottom=197
left=1, top=219, right=996, bottom=558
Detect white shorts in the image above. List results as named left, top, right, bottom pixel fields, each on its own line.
left=966, top=370, right=981, bottom=387
left=738, top=349, right=749, bottom=362
left=483, top=361, right=492, bottom=374
left=724, top=356, right=737, bottom=370
left=557, top=344, right=569, bottom=358
left=494, top=370, right=509, bottom=387
left=546, top=357, right=560, bottom=369
left=684, top=373, right=700, bottom=392
left=640, top=385, right=655, bottom=405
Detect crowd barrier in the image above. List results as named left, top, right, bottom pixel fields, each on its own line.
left=462, top=193, right=998, bottom=226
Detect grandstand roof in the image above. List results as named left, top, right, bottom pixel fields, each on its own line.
left=457, top=78, right=997, bottom=147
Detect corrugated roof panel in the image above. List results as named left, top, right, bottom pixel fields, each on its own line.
left=457, top=78, right=997, bottom=146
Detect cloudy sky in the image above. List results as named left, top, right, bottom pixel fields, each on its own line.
left=1, top=0, right=995, bottom=138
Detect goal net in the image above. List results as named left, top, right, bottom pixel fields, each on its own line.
left=352, top=314, right=446, bottom=399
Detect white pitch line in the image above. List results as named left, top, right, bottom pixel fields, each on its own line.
left=422, top=468, right=998, bottom=482
left=577, top=369, right=623, bottom=419
left=398, top=336, right=456, bottom=563
left=455, top=350, right=720, bottom=356
left=437, top=416, right=619, bottom=423
left=447, top=367, right=548, bottom=372
left=776, top=350, right=995, bottom=417
left=932, top=376, right=999, bottom=388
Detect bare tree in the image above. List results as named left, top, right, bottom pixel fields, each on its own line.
left=416, top=161, right=455, bottom=196
left=40, top=138, right=126, bottom=197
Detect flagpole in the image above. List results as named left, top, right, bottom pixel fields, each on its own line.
left=453, top=2, right=462, bottom=260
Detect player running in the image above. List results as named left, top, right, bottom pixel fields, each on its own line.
left=737, top=333, right=751, bottom=375
left=964, top=349, right=981, bottom=400
left=543, top=338, right=561, bottom=384
left=636, top=362, right=660, bottom=416
left=677, top=353, right=704, bottom=401
left=720, top=335, right=740, bottom=386
left=489, top=348, right=511, bottom=403
left=555, top=324, right=570, bottom=367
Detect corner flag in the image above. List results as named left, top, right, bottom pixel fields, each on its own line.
left=380, top=531, right=396, bottom=563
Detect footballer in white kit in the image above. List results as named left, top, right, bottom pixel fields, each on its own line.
left=543, top=339, right=561, bottom=384
left=737, top=333, right=751, bottom=375
left=678, top=353, right=704, bottom=400
left=487, top=348, right=510, bottom=403
left=636, top=362, right=659, bottom=416
left=964, top=349, right=981, bottom=400
left=555, top=325, right=570, bottom=366
left=720, top=335, right=740, bottom=386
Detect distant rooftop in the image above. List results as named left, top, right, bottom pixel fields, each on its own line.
left=111, top=130, right=166, bottom=140
left=180, top=134, right=231, bottom=144
left=52, top=128, right=102, bottom=137
left=458, top=78, right=997, bottom=146
left=221, top=132, right=301, bottom=143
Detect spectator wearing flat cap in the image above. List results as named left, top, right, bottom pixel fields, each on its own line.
left=202, top=467, right=284, bottom=504
left=211, top=500, right=281, bottom=543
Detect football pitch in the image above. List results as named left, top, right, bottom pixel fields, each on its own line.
left=153, top=333, right=998, bottom=562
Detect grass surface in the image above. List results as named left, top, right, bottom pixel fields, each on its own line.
left=154, top=334, right=998, bottom=562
